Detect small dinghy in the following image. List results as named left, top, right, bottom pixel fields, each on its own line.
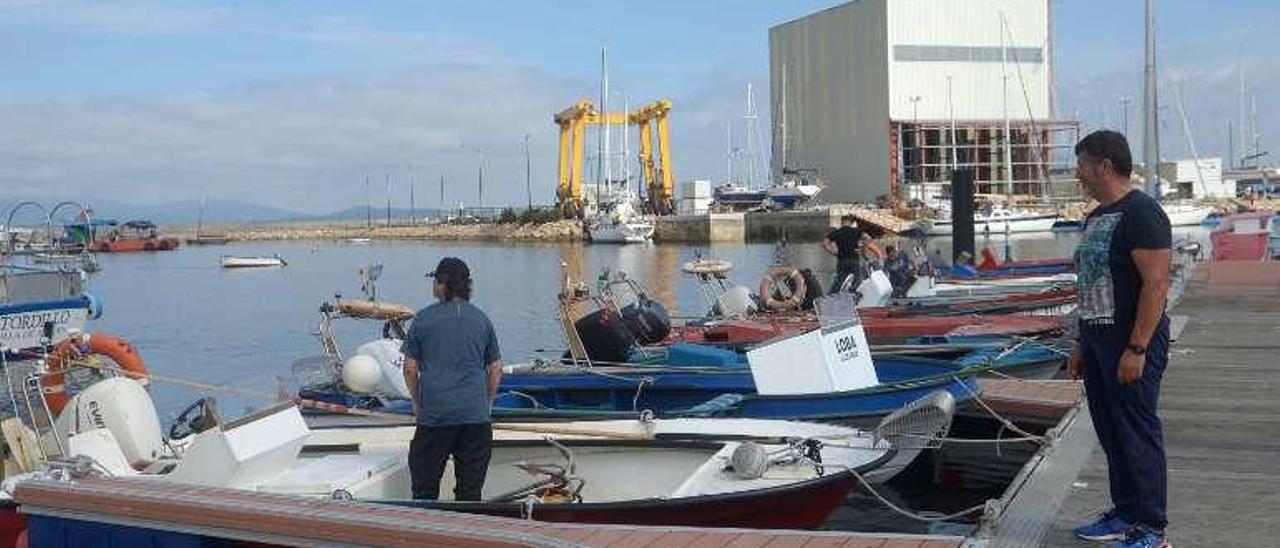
left=5, top=377, right=905, bottom=530
left=220, top=254, right=287, bottom=268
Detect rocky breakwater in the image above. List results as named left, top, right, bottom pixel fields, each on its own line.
left=192, top=220, right=587, bottom=242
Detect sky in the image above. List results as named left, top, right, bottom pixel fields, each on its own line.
left=0, top=0, right=1275, bottom=213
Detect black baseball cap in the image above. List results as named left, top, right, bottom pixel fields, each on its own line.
left=426, top=257, right=470, bottom=281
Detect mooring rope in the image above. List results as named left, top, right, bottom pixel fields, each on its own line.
left=951, top=375, right=1047, bottom=444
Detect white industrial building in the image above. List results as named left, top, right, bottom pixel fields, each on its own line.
left=1159, top=158, right=1229, bottom=198
left=770, top=0, right=1079, bottom=204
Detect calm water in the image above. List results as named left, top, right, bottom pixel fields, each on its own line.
left=81, top=227, right=1208, bottom=419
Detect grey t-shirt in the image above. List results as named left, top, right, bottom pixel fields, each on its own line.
left=400, top=299, right=501, bottom=427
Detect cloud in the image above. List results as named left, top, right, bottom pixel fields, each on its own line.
left=1057, top=20, right=1280, bottom=167
left=0, top=57, right=762, bottom=212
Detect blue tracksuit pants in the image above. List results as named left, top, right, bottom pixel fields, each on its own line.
left=1080, top=316, right=1169, bottom=529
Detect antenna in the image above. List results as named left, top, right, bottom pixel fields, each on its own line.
left=364, top=176, right=371, bottom=228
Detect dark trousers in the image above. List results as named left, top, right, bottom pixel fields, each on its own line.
left=409, top=422, right=493, bottom=501
left=1080, top=317, right=1170, bottom=529
left=829, top=259, right=862, bottom=294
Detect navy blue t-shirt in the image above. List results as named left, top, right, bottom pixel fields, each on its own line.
left=400, top=299, right=502, bottom=427
left=1074, top=190, right=1172, bottom=336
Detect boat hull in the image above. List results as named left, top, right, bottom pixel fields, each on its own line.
left=89, top=238, right=180, bottom=252
left=921, top=214, right=1059, bottom=236
left=1162, top=204, right=1213, bottom=227
left=378, top=469, right=859, bottom=529
left=490, top=358, right=980, bottom=427
left=220, top=257, right=286, bottom=268
left=588, top=223, right=654, bottom=244
left=0, top=296, right=93, bottom=352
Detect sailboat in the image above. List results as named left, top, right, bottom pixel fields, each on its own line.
left=186, top=198, right=230, bottom=245
left=585, top=45, right=654, bottom=244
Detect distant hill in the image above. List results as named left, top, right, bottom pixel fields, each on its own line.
left=0, top=196, right=304, bottom=226
left=0, top=195, right=490, bottom=226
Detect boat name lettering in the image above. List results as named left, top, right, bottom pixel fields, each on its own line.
left=833, top=334, right=860, bottom=362
left=0, top=309, right=75, bottom=331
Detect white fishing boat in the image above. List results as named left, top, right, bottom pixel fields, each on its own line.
left=3, top=376, right=900, bottom=529
left=917, top=205, right=1059, bottom=236
left=219, top=254, right=287, bottom=268
left=1161, top=201, right=1213, bottom=227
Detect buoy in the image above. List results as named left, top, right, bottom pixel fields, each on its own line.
left=43, top=332, right=149, bottom=416
left=758, top=266, right=806, bottom=311
left=341, top=354, right=383, bottom=393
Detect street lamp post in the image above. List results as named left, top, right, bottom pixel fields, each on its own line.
left=1120, top=96, right=1133, bottom=136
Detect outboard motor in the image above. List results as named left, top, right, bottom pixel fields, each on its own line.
left=53, top=377, right=165, bottom=469
left=619, top=299, right=671, bottom=345
left=713, top=286, right=757, bottom=318
left=573, top=308, right=635, bottom=364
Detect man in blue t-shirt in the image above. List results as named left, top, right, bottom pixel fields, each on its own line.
left=401, top=257, right=503, bottom=501
left=1067, top=131, right=1173, bottom=548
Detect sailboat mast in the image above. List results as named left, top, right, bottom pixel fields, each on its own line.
left=598, top=44, right=609, bottom=206
left=1000, top=13, right=1014, bottom=195
left=779, top=66, right=788, bottom=180
left=1142, top=0, right=1160, bottom=196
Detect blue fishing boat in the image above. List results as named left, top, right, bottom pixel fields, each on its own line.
left=491, top=353, right=979, bottom=427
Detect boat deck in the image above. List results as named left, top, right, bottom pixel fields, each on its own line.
left=1024, top=265, right=1280, bottom=547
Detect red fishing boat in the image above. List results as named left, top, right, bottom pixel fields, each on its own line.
left=87, top=220, right=180, bottom=252
left=1210, top=212, right=1273, bottom=261
left=666, top=314, right=1066, bottom=348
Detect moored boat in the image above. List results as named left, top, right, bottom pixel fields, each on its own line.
left=3, top=375, right=908, bottom=531
left=220, top=254, right=288, bottom=268
left=87, top=220, right=180, bottom=252
left=1161, top=201, right=1214, bottom=227
left=0, top=264, right=100, bottom=354
left=917, top=205, right=1059, bottom=236
left=1210, top=211, right=1273, bottom=261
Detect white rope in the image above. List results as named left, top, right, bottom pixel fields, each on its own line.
left=951, top=375, right=1047, bottom=444
left=825, top=461, right=990, bottom=522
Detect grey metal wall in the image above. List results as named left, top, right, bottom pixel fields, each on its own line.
left=770, top=0, right=891, bottom=204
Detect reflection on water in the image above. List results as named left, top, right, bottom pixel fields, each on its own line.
left=82, top=228, right=1210, bottom=418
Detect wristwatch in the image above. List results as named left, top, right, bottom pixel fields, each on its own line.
left=1126, top=344, right=1147, bottom=356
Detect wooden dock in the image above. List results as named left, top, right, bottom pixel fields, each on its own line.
left=15, top=478, right=965, bottom=548
left=1026, top=266, right=1280, bottom=547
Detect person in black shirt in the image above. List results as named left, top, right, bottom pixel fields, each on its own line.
left=823, top=215, right=883, bottom=294
left=1067, top=131, right=1173, bottom=547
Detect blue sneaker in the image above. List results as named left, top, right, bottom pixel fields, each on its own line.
left=1074, top=509, right=1131, bottom=542
left=1112, top=525, right=1170, bottom=548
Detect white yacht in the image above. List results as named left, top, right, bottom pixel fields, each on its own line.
left=917, top=205, right=1059, bottom=236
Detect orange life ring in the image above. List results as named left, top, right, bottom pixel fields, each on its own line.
left=42, top=332, right=149, bottom=416
left=759, top=266, right=807, bottom=311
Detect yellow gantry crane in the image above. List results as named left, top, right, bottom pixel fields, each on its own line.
left=554, top=99, right=675, bottom=218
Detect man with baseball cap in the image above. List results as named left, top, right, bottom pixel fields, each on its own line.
left=401, top=257, right=503, bottom=500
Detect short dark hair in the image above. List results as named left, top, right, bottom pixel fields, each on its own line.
left=1075, top=130, right=1133, bottom=177
left=840, top=214, right=856, bottom=224
left=430, top=257, right=473, bottom=301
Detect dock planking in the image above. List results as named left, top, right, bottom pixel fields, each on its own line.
left=1039, top=272, right=1280, bottom=547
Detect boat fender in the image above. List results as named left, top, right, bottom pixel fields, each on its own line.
left=759, top=266, right=806, bottom=311
left=728, top=441, right=770, bottom=480
left=84, top=292, right=103, bottom=320
left=43, top=332, right=149, bottom=416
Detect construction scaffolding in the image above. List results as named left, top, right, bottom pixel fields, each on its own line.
left=891, top=120, right=1082, bottom=205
